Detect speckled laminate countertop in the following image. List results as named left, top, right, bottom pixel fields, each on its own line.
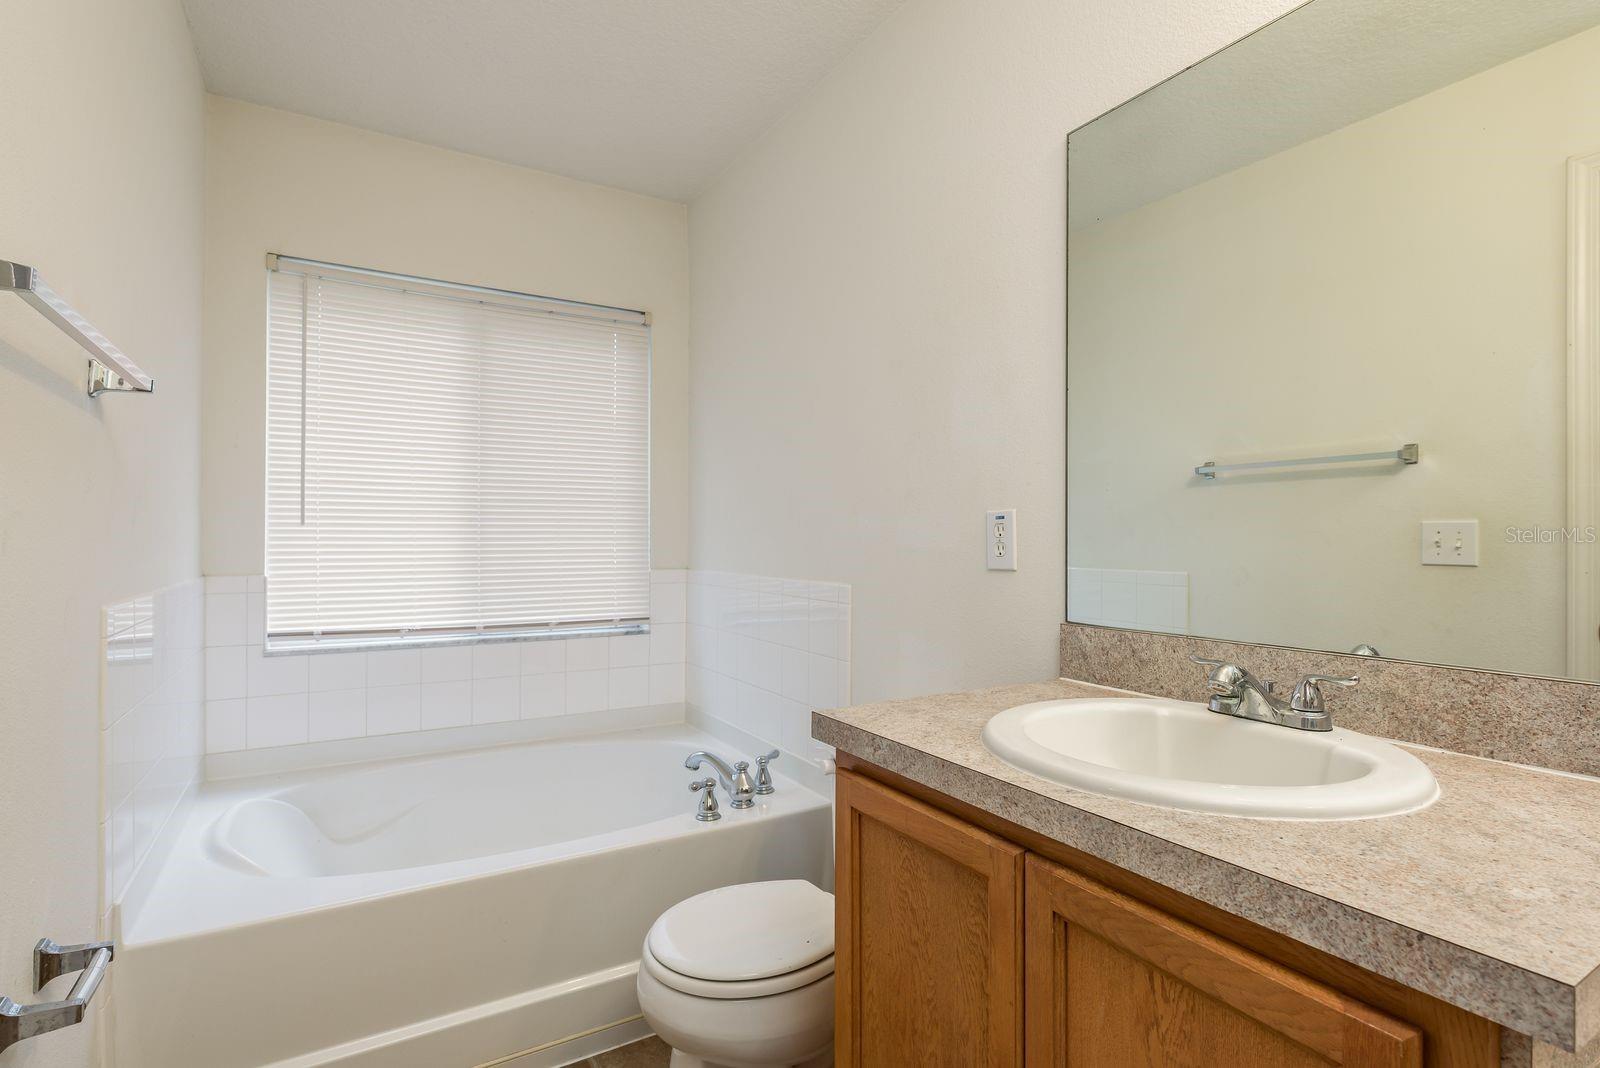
left=812, top=676, right=1600, bottom=1051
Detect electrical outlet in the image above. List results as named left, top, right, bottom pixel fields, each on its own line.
left=988, top=509, right=1017, bottom=571
left=1421, top=520, right=1478, bottom=566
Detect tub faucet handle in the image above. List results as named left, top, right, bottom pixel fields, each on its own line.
left=689, top=777, right=721, bottom=822
left=728, top=761, right=757, bottom=810
left=754, top=750, right=779, bottom=795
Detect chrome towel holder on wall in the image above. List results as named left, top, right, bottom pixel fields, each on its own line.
left=0, top=938, right=114, bottom=1053
left=0, top=259, right=155, bottom=397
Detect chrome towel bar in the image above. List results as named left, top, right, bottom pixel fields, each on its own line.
left=0, top=938, right=114, bottom=1054
left=0, top=259, right=154, bottom=397
left=1196, top=443, right=1419, bottom=480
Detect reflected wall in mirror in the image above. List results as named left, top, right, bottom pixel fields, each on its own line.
left=1067, top=0, right=1600, bottom=681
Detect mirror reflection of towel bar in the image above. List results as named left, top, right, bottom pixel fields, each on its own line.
left=1196, top=444, right=1419, bottom=480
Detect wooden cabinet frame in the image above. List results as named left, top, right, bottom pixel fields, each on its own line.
left=835, top=768, right=1025, bottom=1066
left=1025, top=855, right=1422, bottom=1066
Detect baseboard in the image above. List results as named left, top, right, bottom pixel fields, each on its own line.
left=482, top=1017, right=653, bottom=1067
left=256, top=962, right=643, bottom=1068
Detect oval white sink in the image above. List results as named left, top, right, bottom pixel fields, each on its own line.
left=981, top=698, right=1438, bottom=819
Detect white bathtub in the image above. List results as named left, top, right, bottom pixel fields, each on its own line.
left=111, top=725, right=833, bottom=1068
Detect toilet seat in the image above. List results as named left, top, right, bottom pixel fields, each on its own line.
left=642, top=941, right=834, bottom=999
left=643, top=880, right=835, bottom=999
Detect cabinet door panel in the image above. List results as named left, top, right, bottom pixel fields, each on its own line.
left=1025, top=855, right=1422, bottom=1068
left=836, top=768, right=1024, bottom=1067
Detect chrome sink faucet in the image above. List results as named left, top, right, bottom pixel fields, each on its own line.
left=1188, top=655, right=1356, bottom=732
left=685, top=750, right=757, bottom=809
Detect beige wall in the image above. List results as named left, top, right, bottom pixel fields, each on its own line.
left=0, top=0, right=203, bottom=1062
left=1070, top=24, right=1600, bottom=678
left=201, top=97, right=691, bottom=576
left=687, top=0, right=1300, bottom=702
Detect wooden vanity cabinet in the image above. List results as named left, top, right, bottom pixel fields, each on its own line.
left=834, top=764, right=1500, bottom=1068
left=834, top=762, right=1024, bottom=1065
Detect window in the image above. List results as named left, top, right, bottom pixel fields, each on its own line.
left=265, top=255, right=650, bottom=649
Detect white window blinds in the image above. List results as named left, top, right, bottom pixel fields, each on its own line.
left=266, top=256, right=650, bottom=648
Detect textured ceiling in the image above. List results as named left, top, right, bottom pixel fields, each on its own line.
left=181, top=0, right=905, bottom=201
left=1070, top=0, right=1600, bottom=228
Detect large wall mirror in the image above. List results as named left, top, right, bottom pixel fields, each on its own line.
left=1067, top=0, right=1600, bottom=681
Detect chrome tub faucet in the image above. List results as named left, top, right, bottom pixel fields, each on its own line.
left=685, top=749, right=757, bottom=809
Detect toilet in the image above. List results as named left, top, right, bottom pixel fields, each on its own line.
left=636, top=880, right=835, bottom=1068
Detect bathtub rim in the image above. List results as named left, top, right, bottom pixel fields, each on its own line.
left=117, top=721, right=832, bottom=950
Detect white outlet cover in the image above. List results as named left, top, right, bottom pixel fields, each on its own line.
left=1421, top=520, right=1478, bottom=566
left=988, top=508, right=1017, bottom=571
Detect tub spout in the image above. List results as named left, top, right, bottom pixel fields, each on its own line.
left=684, top=750, right=756, bottom=809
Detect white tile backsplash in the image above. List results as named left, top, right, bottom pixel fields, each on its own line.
left=309, top=688, right=367, bottom=742
left=246, top=692, right=309, bottom=748
left=101, top=579, right=204, bottom=918
left=367, top=684, right=423, bottom=735
left=1068, top=567, right=1190, bottom=635
left=471, top=675, right=521, bottom=724
left=202, top=571, right=689, bottom=756
left=685, top=570, right=849, bottom=769
left=566, top=669, right=609, bottom=714
left=420, top=679, right=473, bottom=730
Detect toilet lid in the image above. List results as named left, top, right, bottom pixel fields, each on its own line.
left=647, top=880, right=834, bottom=983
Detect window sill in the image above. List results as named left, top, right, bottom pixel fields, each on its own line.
left=263, top=623, right=650, bottom=656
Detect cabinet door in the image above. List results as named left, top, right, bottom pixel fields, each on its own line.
left=835, top=768, right=1025, bottom=1067
left=1024, top=855, right=1423, bottom=1068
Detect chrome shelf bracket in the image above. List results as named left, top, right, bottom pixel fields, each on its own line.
left=0, top=938, right=114, bottom=1054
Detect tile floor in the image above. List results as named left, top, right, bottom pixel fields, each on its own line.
left=580, top=1035, right=670, bottom=1066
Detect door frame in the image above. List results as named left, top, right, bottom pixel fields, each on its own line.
left=1568, top=150, right=1600, bottom=679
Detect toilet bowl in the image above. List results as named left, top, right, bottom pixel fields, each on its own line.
left=636, top=880, right=835, bottom=1068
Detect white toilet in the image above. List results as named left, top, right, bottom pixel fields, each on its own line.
left=636, top=880, right=835, bottom=1068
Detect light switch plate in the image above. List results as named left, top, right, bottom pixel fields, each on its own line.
left=988, top=509, right=1017, bottom=571
left=1421, top=520, right=1478, bottom=566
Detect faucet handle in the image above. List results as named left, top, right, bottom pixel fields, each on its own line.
left=1289, top=673, right=1359, bottom=714
left=754, top=750, right=778, bottom=795
left=689, top=777, right=721, bottom=822
left=1190, top=654, right=1251, bottom=695
left=728, top=761, right=757, bottom=809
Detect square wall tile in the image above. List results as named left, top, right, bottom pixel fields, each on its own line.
left=472, top=642, right=521, bottom=679
left=566, top=637, right=609, bottom=671
left=309, top=651, right=367, bottom=692
left=520, top=672, right=566, bottom=719
left=367, top=648, right=421, bottom=687
left=520, top=639, right=566, bottom=675
left=471, top=676, right=520, bottom=724
left=566, top=669, right=608, bottom=714
left=610, top=634, right=650, bottom=668
left=205, top=646, right=246, bottom=701
left=650, top=624, right=685, bottom=665
left=246, top=693, right=309, bottom=749
left=649, top=664, right=685, bottom=704
left=420, top=645, right=472, bottom=683
left=204, top=593, right=246, bottom=647
left=367, top=684, right=422, bottom=735
left=246, top=647, right=308, bottom=697
left=609, top=666, right=649, bottom=709
left=420, top=680, right=472, bottom=731
left=206, top=699, right=247, bottom=753
left=309, top=689, right=366, bottom=742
